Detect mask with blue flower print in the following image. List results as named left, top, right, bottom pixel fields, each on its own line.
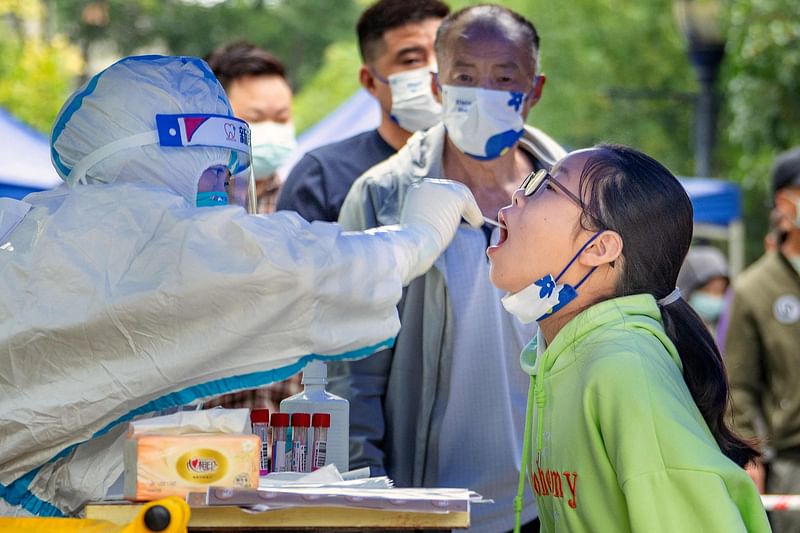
left=501, top=232, right=602, bottom=323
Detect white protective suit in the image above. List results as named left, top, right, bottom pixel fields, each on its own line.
left=0, top=55, right=482, bottom=516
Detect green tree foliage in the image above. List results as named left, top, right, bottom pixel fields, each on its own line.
left=500, top=0, right=696, bottom=176
left=292, top=40, right=362, bottom=133
left=0, top=0, right=82, bottom=132
left=49, top=0, right=360, bottom=89
left=715, top=0, right=800, bottom=260
left=726, top=0, right=800, bottom=185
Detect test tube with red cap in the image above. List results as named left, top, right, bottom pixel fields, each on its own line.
left=270, top=413, right=291, bottom=473
left=290, top=413, right=311, bottom=473
left=250, top=408, right=270, bottom=476
left=311, top=413, right=330, bottom=471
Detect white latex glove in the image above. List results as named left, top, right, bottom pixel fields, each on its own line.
left=399, top=178, right=483, bottom=283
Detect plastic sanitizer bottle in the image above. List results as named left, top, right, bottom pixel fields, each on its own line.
left=280, top=361, right=349, bottom=473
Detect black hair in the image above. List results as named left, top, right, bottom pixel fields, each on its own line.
left=578, top=143, right=760, bottom=468
left=434, top=4, right=540, bottom=72
left=357, top=0, right=450, bottom=63
left=205, top=41, right=287, bottom=90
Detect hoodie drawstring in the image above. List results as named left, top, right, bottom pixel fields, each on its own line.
left=515, top=331, right=548, bottom=533
left=513, top=378, right=536, bottom=533
left=535, top=371, right=546, bottom=457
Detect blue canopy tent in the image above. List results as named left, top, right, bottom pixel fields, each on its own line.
left=0, top=107, right=62, bottom=199
left=679, top=177, right=744, bottom=276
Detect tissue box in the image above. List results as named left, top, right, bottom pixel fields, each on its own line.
left=124, top=433, right=260, bottom=500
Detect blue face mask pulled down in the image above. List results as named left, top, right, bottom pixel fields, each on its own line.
left=501, top=232, right=602, bottom=323
left=196, top=191, right=228, bottom=207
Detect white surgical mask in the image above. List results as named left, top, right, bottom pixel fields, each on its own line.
left=375, top=66, right=441, bottom=133
left=249, top=120, right=297, bottom=179
left=441, top=84, right=527, bottom=160
left=501, top=232, right=601, bottom=323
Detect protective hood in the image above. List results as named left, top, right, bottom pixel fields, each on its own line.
left=50, top=55, right=239, bottom=205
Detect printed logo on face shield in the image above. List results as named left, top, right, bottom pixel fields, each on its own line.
left=224, top=123, right=236, bottom=140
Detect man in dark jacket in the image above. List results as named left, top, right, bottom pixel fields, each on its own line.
left=726, top=146, right=800, bottom=533
left=277, top=0, right=449, bottom=222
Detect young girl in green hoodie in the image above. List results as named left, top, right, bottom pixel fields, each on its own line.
left=487, top=145, right=771, bottom=532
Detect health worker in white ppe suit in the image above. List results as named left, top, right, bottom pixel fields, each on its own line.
left=0, top=55, right=482, bottom=517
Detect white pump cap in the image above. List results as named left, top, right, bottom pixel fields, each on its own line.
left=301, top=360, right=328, bottom=386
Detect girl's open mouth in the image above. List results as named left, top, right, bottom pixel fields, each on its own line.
left=487, top=212, right=509, bottom=254
left=497, top=225, right=508, bottom=246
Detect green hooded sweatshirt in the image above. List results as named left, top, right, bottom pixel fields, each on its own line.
left=514, top=294, right=770, bottom=532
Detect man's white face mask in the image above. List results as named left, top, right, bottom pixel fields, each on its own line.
left=374, top=66, right=441, bottom=133
left=441, top=84, right=530, bottom=160
left=249, top=120, right=297, bottom=179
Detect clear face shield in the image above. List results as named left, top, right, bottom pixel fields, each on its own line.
left=156, top=114, right=256, bottom=213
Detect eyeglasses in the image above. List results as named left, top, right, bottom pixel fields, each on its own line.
left=519, top=169, right=582, bottom=207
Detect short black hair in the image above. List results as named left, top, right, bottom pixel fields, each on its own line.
left=434, top=4, right=540, bottom=71
left=206, top=41, right=287, bottom=90
left=357, top=0, right=450, bottom=63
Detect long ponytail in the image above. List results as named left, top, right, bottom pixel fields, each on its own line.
left=579, top=144, right=759, bottom=467
left=660, top=299, right=759, bottom=466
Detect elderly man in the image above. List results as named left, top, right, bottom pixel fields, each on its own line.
left=328, top=5, right=564, bottom=532
left=0, top=55, right=481, bottom=516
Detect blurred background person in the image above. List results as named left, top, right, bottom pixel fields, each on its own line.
left=207, top=41, right=295, bottom=214
left=677, top=245, right=730, bottom=335
left=277, top=0, right=449, bottom=222
left=726, top=146, right=800, bottom=533
left=204, top=42, right=299, bottom=411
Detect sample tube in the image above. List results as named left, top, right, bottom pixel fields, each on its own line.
left=311, top=413, right=330, bottom=471
left=290, top=413, right=311, bottom=473
left=250, top=408, right=270, bottom=476
left=270, top=413, right=291, bottom=473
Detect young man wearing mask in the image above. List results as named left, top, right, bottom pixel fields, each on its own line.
left=276, top=0, right=449, bottom=222
left=726, top=147, right=800, bottom=533
left=328, top=6, right=564, bottom=532
left=207, top=42, right=295, bottom=214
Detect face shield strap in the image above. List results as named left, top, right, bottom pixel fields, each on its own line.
left=68, top=131, right=158, bottom=185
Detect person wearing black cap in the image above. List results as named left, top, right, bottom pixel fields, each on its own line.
left=725, top=146, right=800, bottom=532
